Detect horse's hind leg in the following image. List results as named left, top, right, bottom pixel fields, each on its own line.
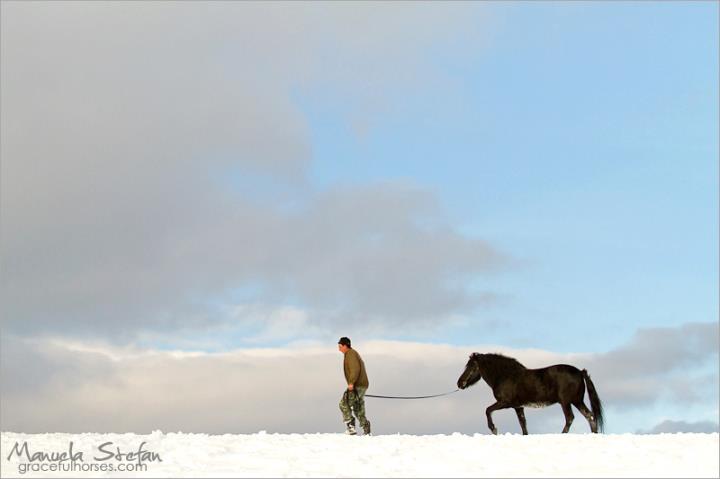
left=573, top=400, right=597, bottom=433
left=514, top=407, right=528, bottom=435
left=561, top=403, right=574, bottom=433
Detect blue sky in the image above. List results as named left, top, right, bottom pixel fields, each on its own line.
left=299, top=1, right=718, bottom=352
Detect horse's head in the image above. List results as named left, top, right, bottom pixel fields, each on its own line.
left=457, top=353, right=482, bottom=390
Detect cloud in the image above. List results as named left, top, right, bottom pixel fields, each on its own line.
left=0, top=336, right=548, bottom=434
left=591, top=322, right=719, bottom=377
left=2, top=322, right=716, bottom=434
left=2, top=180, right=509, bottom=341
left=637, top=420, right=719, bottom=434
left=1, top=2, right=501, bottom=342
left=577, top=322, right=719, bottom=408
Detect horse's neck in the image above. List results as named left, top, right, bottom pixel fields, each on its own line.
left=481, top=371, right=502, bottom=388
left=480, top=362, right=524, bottom=387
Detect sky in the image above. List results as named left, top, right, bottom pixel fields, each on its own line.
left=1, top=1, right=718, bottom=436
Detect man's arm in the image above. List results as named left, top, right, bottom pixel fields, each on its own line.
left=346, top=352, right=361, bottom=390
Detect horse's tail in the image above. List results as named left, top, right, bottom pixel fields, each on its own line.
left=582, top=369, right=604, bottom=433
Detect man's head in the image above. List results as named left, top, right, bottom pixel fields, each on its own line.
left=338, top=337, right=351, bottom=353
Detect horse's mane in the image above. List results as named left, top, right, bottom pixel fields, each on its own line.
left=475, top=353, right=526, bottom=383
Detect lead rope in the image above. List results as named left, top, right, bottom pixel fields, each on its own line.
left=364, top=389, right=460, bottom=399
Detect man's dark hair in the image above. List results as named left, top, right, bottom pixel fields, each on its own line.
left=338, top=337, right=351, bottom=347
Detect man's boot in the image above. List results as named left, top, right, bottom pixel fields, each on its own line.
left=362, top=420, right=371, bottom=436
left=345, top=421, right=357, bottom=435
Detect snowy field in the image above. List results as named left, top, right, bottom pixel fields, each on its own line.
left=1, top=431, right=718, bottom=478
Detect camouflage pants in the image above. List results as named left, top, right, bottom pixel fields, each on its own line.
left=339, top=388, right=369, bottom=428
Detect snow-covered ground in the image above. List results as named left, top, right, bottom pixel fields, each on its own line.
left=1, top=431, right=718, bottom=478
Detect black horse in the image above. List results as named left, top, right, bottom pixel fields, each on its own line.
left=457, top=353, right=604, bottom=435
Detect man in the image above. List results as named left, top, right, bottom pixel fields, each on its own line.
left=337, top=337, right=371, bottom=435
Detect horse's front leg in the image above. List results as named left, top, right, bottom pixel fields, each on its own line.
left=514, top=407, right=528, bottom=435
left=485, top=402, right=506, bottom=435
